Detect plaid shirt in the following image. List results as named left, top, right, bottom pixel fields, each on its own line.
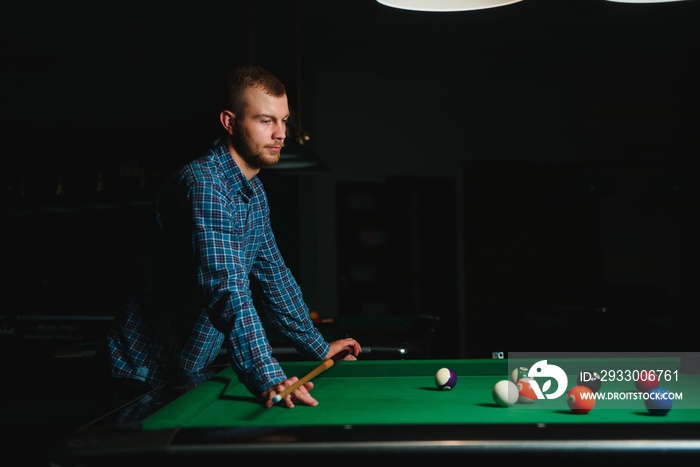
left=101, top=142, right=328, bottom=396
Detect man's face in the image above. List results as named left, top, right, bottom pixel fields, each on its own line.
left=231, top=86, right=290, bottom=169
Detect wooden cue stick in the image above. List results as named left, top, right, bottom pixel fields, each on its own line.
left=272, top=347, right=351, bottom=404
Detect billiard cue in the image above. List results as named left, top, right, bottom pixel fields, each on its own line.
left=272, top=347, right=351, bottom=404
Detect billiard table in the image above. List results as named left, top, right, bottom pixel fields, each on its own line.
left=50, top=354, right=700, bottom=465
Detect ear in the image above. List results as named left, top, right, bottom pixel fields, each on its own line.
left=220, top=110, right=235, bottom=135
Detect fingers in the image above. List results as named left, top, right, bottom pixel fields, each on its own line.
left=263, top=338, right=362, bottom=409
left=265, top=379, right=317, bottom=409
left=290, top=381, right=317, bottom=407
left=330, top=338, right=362, bottom=359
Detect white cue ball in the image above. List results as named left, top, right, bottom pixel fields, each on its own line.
left=492, top=379, right=519, bottom=407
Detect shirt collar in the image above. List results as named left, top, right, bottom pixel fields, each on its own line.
left=212, top=140, right=257, bottom=199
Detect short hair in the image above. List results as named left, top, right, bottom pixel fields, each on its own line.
left=221, top=64, right=286, bottom=117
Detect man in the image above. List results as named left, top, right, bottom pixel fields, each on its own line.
left=97, top=64, right=361, bottom=409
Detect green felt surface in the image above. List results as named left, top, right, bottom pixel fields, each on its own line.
left=143, top=358, right=700, bottom=430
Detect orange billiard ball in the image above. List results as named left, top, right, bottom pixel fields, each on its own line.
left=516, top=378, right=537, bottom=404
left=567, top=385, right=595, bottom=414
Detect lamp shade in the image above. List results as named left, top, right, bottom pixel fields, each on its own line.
left=376, top=0, right=523, bottom=12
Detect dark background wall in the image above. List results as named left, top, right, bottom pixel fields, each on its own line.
left=2, top=0, right=699, bottom=370
left=2, top=1, right=699, bottom=463
left=3, top=0, right=699, bottom=356
left=3, top=0, right=699, bottom=350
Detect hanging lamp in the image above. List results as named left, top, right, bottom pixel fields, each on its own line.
left=376, top=0, right=523, bottom=12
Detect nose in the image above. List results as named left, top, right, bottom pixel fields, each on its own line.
left=273, top=121, right=286, bottom=140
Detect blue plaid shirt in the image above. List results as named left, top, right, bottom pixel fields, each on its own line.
left=100, top=142, right=329, bottom=397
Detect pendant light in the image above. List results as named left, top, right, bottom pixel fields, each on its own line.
left=376, top=0, right=523, bottom=12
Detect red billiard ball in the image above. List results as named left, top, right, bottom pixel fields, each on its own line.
left=634, top=370, right=660, bottom=393
left=567, top=385, right=595, bottom=414
left=577, top=371, right=602, bottom=393
left=516, top=378, right=537, bottom=404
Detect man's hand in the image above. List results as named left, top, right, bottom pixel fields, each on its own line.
left=262, top=378, right=317, bottom=408
left=327, top=337, right=362, bottom=360
left=262, top=337, right=361, bottom=408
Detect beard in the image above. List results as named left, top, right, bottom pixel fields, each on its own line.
left=230, top=124, right=281, bottom=169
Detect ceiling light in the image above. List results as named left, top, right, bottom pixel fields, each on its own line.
left=376, top=0, right=523, bottom=12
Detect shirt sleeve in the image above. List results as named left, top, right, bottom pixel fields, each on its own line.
left=187, top=174, right=327, bottom=398
left=250, top=219, right=329, bottom=361
left=186, top=178, right=281, bottom=396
